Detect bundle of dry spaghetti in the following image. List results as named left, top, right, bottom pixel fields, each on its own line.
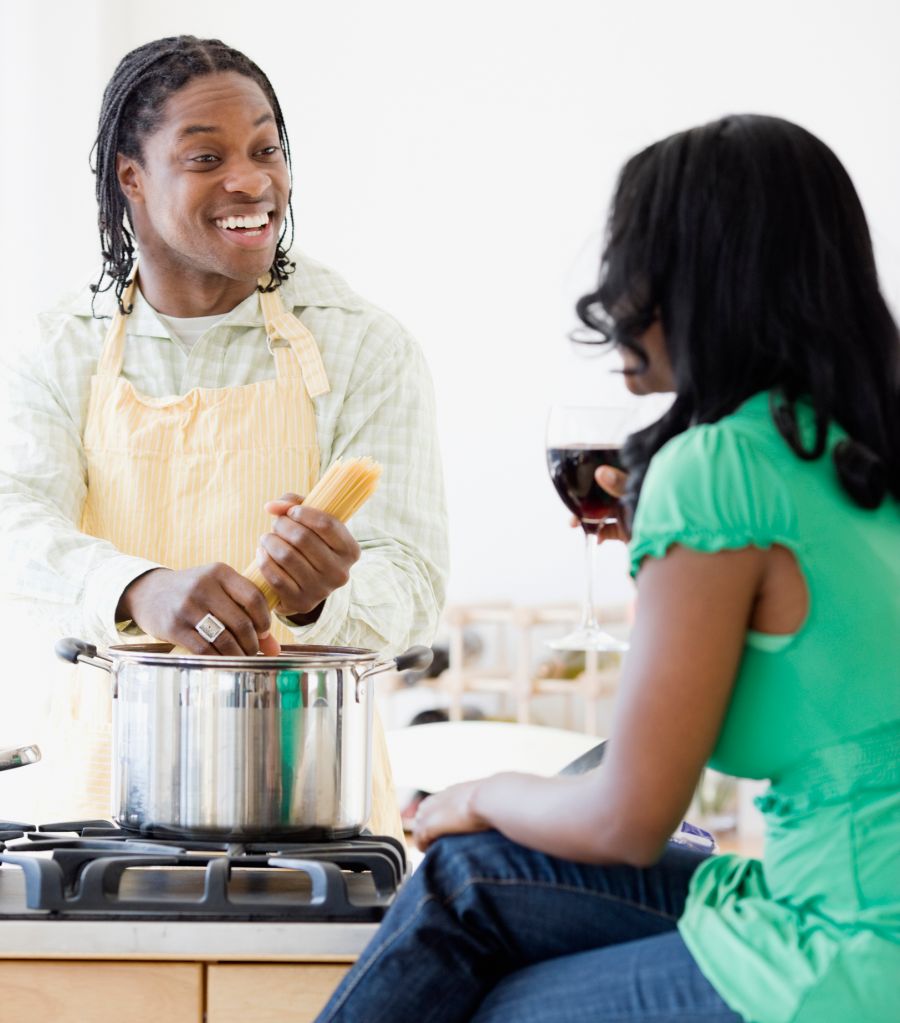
left=169, top=457, right=382, bottom=653
left=242, top=455, right=382, bottom=610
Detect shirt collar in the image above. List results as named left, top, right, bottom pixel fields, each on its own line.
left=68, top=250, right=365, bottom=330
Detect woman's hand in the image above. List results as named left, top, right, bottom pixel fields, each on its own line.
left=259, top=493, right=361, bottom=622
left=596, top=465, right=631, bottom=542
left=412, top=780, right=490, bottom=852
left=568, top=464, right=631, bottom=541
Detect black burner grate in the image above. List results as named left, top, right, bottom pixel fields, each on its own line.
left=0, top=819, right=406, bottom=921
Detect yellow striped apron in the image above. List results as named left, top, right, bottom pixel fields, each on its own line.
left=43, top=273, right=403, bottom=841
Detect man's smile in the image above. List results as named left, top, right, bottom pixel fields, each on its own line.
left=212, top=210, right=280, bottom=247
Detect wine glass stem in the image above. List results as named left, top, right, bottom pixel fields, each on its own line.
left=581, top=528, right=600, bottom=630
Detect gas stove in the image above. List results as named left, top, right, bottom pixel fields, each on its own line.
left=0, top=819, right=406, bottom=923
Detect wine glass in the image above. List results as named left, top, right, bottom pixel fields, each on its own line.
left=546, top=405, right=634, bottom=652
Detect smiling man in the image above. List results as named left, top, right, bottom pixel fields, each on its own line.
left=0, top=36, right=447, bottom=834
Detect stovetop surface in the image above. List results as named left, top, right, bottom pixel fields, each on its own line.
left=0, top=819, right=406, bottom=923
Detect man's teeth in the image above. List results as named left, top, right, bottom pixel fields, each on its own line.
left=215, top=213, right=270, bottom=230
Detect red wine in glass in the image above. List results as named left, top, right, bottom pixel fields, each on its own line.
left=545, top=404, right=634, bottom=652
left=546, top=445, right=623, bottom=534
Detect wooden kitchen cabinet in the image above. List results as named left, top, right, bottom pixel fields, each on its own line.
left=0, top=961, right=203, bottom=1022
left=0, top=960, right=349, bottom=1022
left=207, top=963, right=350, bottom=1023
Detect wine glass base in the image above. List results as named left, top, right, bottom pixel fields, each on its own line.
left=547, top=627, right=629, bottom=653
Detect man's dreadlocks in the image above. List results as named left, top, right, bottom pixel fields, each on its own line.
left=90, top=35, right=295, bottom=315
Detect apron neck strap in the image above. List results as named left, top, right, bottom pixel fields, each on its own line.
left=95, top=270, right=140, bottom=379
left=259, top=284, right=331, bottom=399
left=94, top=271, right=331, bottom=401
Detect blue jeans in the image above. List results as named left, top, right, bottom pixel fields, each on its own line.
left=315, top=830, right=743, bottom=1022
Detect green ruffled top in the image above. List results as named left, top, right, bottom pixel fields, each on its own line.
left=629, top=391, right=900, bottom=1023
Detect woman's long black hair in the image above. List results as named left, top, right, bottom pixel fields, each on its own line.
left=577, top=114, right=900, bottom=512
left=90, top=35, right=295, bottom=315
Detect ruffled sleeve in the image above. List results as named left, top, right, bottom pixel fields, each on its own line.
left=629, top=419, right=800, bottom=577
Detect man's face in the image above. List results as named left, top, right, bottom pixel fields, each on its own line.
left=117, top=71, right=290, bottom=285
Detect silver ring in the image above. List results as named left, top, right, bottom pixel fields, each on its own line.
left=195, top=613, right=226, bottom=643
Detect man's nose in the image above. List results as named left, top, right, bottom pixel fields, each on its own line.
left=223, top=157, right=272, bottom=196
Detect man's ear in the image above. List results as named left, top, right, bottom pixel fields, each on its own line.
left=116, top=154, right=144, bottom=203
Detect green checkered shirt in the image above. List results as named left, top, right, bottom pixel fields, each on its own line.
left=0, top=252, right=448, bottom=654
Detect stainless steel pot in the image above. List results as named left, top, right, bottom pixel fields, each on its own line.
left=56, top=639, right=431, bottom=840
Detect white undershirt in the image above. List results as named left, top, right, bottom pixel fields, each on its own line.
left=156, top=311, right=228, bottom=349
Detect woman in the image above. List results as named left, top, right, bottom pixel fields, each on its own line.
left=315, top=115, right=900, bottom=1022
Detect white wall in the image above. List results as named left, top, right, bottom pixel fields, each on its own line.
left=2, top=0, right=899, bottom=613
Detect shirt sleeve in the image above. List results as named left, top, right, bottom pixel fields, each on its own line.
left=0, top=318, right=161, bottom=645
left=629, top=421, right=801, bottom=578
left=283, top=318, right=449, bottom=655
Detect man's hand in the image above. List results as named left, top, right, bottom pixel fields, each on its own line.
left=259, top=493, right=361, bottom=622
left=117, top=564, right=275, bottom=655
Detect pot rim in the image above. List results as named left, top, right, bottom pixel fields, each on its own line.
left=105, top=642, right=380, bottom=671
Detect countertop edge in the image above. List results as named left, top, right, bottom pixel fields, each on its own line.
left=0, top=919, right=377, bottom=961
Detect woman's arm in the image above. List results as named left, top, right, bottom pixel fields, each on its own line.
left=413, top=544, right=764, bottom=865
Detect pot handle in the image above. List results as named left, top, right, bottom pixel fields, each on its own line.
left=356, top=645, right=434, bottom=687
left=54, top=637, right=114, bottom=673
left=394, top=645, right=434, bottom=674
left=0, top=744, right=41, bottom=772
